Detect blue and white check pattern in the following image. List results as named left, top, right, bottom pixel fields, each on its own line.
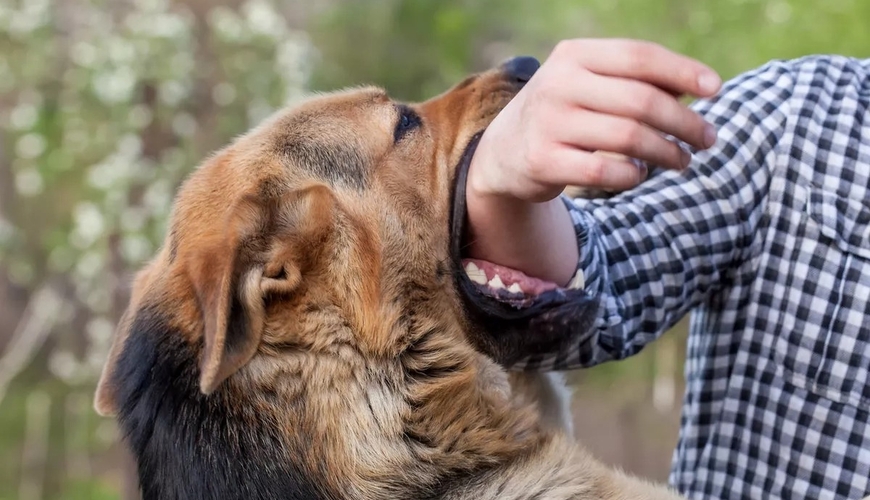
left=526, top=56, right=870, bottom=499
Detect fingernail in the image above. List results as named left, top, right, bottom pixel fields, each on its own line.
left=637, top=161, right=649, bottom=180
left=680, top=148, right=691, bottom=169
left=704, top=123, right=718, bottom=148
left=697, top=72, right=721, bottom=95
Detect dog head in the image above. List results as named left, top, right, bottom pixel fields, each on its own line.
left=94, top=56, right=593, bottom=498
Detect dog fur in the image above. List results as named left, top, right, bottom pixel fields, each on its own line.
left=94, top=62, right=685, bottom=500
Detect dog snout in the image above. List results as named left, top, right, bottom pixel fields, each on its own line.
left=500, top=56, right=540, bottom=85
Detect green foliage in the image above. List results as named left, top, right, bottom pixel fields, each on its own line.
left=0, top=379, right=118, bottom=499
left=309, top=0, right=558, bottom=100
left=561, top=0, right=870, bottom=80
left=310, top=0, right=870, bottom=99
left=0, top=0, right=311, bottom=386
left=0, top=0, right=311, bottom=496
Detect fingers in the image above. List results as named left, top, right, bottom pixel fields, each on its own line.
left=553, top=38, right=722, bottom=97
left=527, top=146, right=646, bottom=193
left=467, top=38, right=721, bottom=203
left=550, top=108, right=690, bottom=170
left=563, top=72, right=716, bottom=151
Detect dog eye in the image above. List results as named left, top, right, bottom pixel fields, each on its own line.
left=394, top=106, right=421, bottom=143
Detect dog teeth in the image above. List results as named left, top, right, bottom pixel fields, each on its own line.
left=487, top=275, right=506, bottom=290
left=464, top=262, right=488, bottom=285
left=567, top=269, right=585, bottom=290
left=507, top=283, right=523, bottom=294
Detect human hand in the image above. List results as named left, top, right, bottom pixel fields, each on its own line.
left=465, top=39, right=722, bottom=285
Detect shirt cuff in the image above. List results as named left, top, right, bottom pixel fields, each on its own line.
left=559, top=194, right=623, bottom=331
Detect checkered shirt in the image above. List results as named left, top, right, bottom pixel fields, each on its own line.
left=526, top=56, right=870, bottom=499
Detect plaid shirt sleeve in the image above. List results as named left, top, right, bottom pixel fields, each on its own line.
left=520, top=60, right=797, bottom=370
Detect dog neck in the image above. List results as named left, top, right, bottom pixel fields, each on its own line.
left=249, top=287, right=550, bottom=499
left=311, top=290, right=551, bottom=498
left=111, top=307, right=328, bottom=500
left=113, top=275, right=550, bottom=499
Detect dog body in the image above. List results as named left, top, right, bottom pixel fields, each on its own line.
left=95, top=60, right=684, bottom=500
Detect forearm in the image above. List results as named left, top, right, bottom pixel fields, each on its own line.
left=464, top=192, right=578, bottom=287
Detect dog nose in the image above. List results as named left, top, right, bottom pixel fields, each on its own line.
left=501, top=56, right=540, bottom=84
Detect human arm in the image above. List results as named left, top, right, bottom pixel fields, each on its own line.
left=466, top=39, right=721, bottom=287
left=467, top=42, right=795, bottom=368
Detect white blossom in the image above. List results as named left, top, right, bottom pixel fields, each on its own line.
left=82, top=283, right=111, bottom=313
left=243, top=0, right=286, bottom=39
left=208, top=7, right=246, bottom=41
left=6, top=0, right=50, bottom=38
left=766, top=0, right=792, bottom=23
left=121, top=234, right=153, bottom=264
left=120, top=206, right=148, bottom=233
left=15, top=167, right=44, bottom=196
left=92, top=67, right=136, bottom=104
left=212, top=82, right=237, bottom=106
left=118, top=134, right=143, bottom=158
left=9, top=102, right=39, bottom=130
left=158, top=80, right=189, bottom=106
left=128, top=104, right=153, bottom=129
left=15, top=133, right=46, bottom=159
left=73, top=250, right=104, bottom=282
left=143, top=179, right=174, bottom=213
left=48, top=351, right=78, bottom=383
left=71, top=41, right=99, bottom=68
left=0, top=217, right=15, bottom=247
left=108, top=39, right=137, bottom=66
left=71, top=202, right=106, bottom=249
left=1, top=0, right=312, bottom=398
left=86, top=316, right=115, bottom=346
left=172, top=112, right=197, bottom=137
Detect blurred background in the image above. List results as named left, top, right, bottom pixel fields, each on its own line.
left=0, top=0, right=867, bottom=498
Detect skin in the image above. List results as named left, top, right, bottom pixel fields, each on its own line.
left=465, top=39, right=723, bottom=285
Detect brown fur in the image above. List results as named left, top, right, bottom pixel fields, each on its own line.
left=95, top=63, right=684, bottom=499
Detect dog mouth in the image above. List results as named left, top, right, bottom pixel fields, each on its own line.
left=448, top=134, right=599, bottom=366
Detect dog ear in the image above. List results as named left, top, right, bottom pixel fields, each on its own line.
left=192, top=196, right=272, bottom=395
left=93, top=308, right=132, bottom=416
left=93, top=183, right=336, bottom=413
left=194, top=186, right=335, bottom=395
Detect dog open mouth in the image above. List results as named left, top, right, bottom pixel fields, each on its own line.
left=449, top=133, right=600, bottom=367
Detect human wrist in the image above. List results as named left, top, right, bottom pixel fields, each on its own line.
left=464, top=189, right=578, bottom=287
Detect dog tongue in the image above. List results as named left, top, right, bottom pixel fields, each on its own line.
left=461, top=258, right=559, bottom=295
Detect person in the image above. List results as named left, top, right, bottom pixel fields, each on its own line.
left=466, top=38, right=870, bottom=500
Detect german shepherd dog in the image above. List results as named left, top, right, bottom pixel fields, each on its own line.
left=94, top=57, right=684, bottom=500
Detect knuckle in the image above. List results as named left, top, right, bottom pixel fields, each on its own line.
left=624, top=40, right=660, bottom=69
left=634, top=40, right=662, bottom=58
left=686, top=121, right=706, bottom=148
left=656, top=139, right=683, bottom=168
left=524, top=140, right=551, bottom=176
left=552, top=39, right=578, bottom=59
left=668, top=143, right=686, bottom=167
left=616, top=123, right=644, bottom=152
left=633, top=89, right=659, bottom=117
left=532, top=75, right=559, bottom=99
left=680, top=66, right=701, bottom=91
left=580, top=156, right=605, bottom=185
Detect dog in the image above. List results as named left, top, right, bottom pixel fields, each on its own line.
left=94, top=56, right=685, bottom=500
